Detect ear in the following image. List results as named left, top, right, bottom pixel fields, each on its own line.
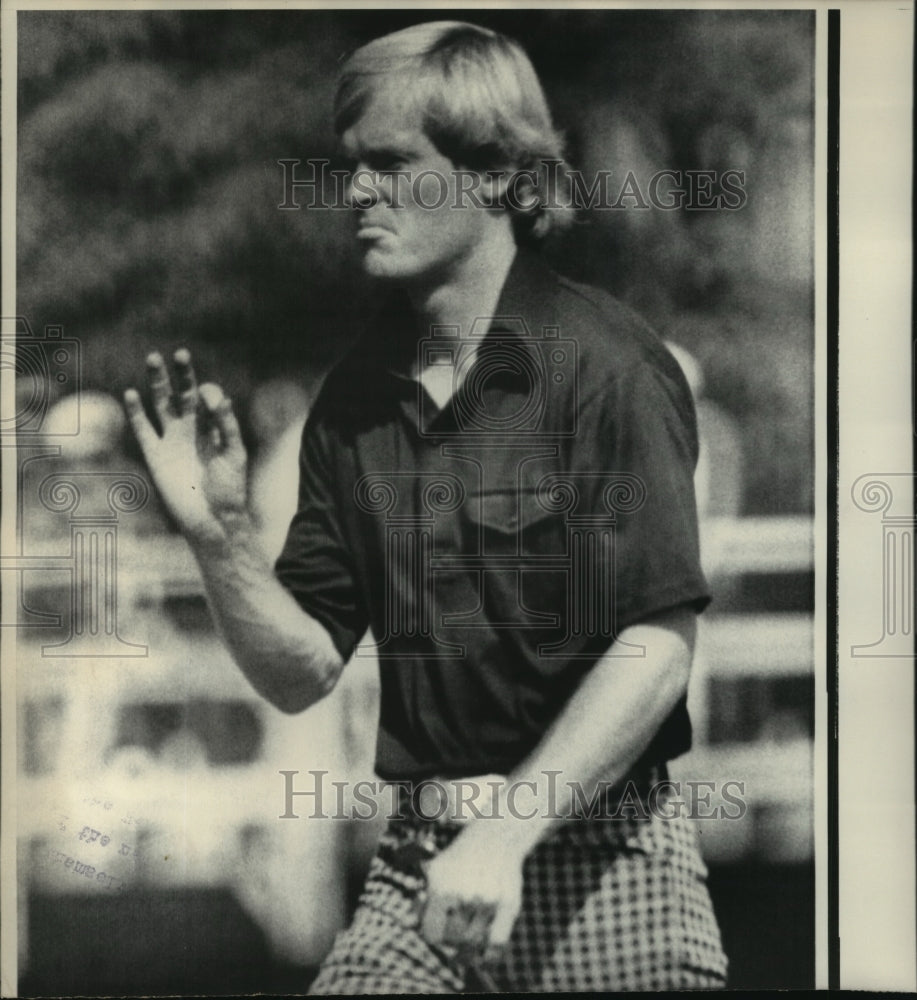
left=480, top=168, right=510, bottom=208
left=494, top=168, right=540, bottom=214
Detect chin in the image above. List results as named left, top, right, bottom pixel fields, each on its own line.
left=359, top=247, right=423, bottom=282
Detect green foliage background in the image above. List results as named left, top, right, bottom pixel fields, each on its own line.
left=18, top=9, right=814, bottom=514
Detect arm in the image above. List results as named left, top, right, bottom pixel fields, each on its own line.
left=186, top=521, right=344, bottom=713
left=424, top=355, right=707, bottom=954
left=421, top=605, right=696, bottom=949
left=481, top=604, right=693, bottom=846
left=124, top=350, right=344, bottom=713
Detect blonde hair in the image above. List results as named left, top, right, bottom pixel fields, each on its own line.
left=334, top=21, right=575, bottom=242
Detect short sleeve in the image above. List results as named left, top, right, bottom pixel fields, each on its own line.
left=274, top=413, right=367, bottom=662
left=588, top=357, right=711, bottom=632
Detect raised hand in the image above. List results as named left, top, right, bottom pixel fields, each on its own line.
left=124, top=349, right=248, bottom=544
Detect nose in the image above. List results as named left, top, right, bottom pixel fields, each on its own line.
left=347, top=168, right=380, bottom=210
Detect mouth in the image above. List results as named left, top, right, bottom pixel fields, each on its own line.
left=356, top=224, right=392, bottom=241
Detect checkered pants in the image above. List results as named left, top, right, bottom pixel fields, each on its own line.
left=309, top=808, right=728, bottom=993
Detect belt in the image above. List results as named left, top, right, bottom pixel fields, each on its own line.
left=390, top=762, right=669, bottom=826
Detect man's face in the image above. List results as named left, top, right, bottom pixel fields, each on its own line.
left=339, top=86, right=495, bottom=285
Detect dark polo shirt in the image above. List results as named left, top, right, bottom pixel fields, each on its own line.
left=276, top=249, right=710, bottom=781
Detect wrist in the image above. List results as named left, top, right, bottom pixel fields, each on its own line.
left=216, top=506, right=256, bottom=540
left=186, top=509, right=258, bottom=559
left=457, top=800, right=545, bottom=863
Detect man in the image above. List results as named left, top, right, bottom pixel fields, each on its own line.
left=125, top=20, right=727, bottom=993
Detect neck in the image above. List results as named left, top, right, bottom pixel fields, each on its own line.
left=405, top=227, right=518, bottom=342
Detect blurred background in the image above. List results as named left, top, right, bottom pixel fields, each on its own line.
left=12, top=7, right=815, bottom=994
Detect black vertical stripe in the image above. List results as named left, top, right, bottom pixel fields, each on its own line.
left=827, top=7, right=841, bottom=991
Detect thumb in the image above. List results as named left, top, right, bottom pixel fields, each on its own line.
left=487, top=887, right=522, bottom=947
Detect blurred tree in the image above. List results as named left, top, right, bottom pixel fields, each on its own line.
left=17, top=9, right=814, bottom=513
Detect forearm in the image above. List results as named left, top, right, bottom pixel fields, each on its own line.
left=189, top=514, right=344, bottom=713
left=124, top=352, right=344, bottom=713
left=462, top=606, right=696, bottom=859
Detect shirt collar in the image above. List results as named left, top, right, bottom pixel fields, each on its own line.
left=488, top=246, right=560, bottom=334
left=374, top=247, right=562, bottom=381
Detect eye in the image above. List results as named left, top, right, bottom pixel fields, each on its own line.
left=333, top=156, right=358, bottom=183
left=368, top=154, right=407, bottom=175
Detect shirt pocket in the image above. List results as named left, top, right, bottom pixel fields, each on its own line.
left=460, top=483, right=566, bottom=554
left=456, top=482, right=569, bottom=633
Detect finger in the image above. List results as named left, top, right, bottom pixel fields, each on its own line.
left=123, top=388, right=159, bottom=455
left=172, top=348, right=198, bottom=416
left=463, top=900, right=497, bottom=951
left=145, top=351, right=173, bottom=421
left=199, top=382, right=242, bottom=452
left=420, top=894, right=450, bottom=945
left=487, top=896, right=520, bottom=948
left=437, top=899, right=487, bottom=951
